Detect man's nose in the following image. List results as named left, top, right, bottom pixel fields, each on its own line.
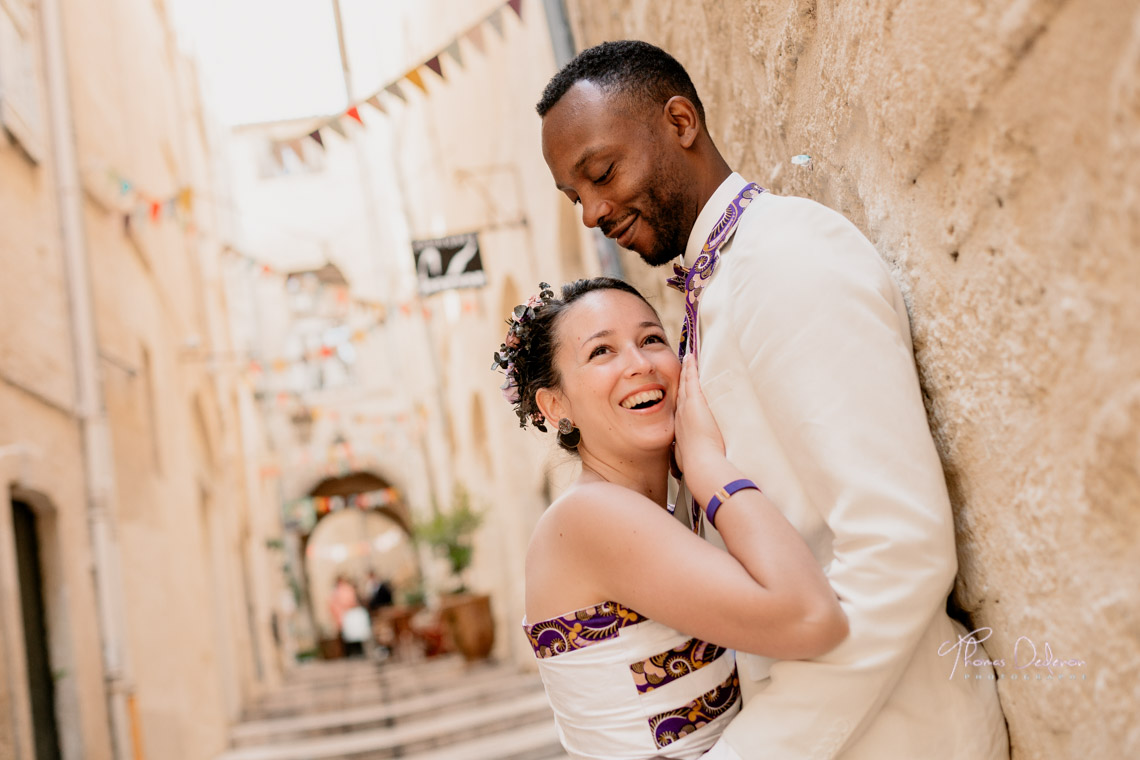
left=580, top=193, right=612, bottom=230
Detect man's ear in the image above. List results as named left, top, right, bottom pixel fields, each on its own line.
left=663, top=96, right=701, bottom=149
left=535, top=386, right=569, bottom=427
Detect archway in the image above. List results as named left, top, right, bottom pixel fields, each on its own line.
left=292, top=471, right=421, bottom=657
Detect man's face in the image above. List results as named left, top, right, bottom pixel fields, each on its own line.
left=541, top=82, right=696, bottom=267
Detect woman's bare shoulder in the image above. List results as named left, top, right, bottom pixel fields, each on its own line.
left=525, top=480, right=669, bottom=621
left=531, top=480, right=659, bottom=542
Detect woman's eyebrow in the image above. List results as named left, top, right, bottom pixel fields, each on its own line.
left=582, top=328, right=612, bottom=345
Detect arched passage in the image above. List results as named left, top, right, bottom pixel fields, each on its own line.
left=293, top=471, right=421, bottom=653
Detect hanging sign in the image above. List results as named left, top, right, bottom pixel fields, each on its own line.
left=411, top=231, right=486, bottom=295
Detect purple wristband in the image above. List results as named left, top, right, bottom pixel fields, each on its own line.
left=705, top=479, right=760, bottom=527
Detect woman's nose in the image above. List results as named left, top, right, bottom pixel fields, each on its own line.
left=625, top=346, right=654, bottom=375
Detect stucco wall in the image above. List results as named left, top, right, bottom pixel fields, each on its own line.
left=563, top=1, right=1139, bottom=757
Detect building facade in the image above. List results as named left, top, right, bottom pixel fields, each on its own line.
left=0, top=0, right=280, bottom=758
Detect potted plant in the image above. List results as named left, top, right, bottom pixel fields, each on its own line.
left=415, top=485, right=495, bottom=660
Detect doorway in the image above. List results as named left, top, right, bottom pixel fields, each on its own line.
left=12, top=499, right=62, bottom=760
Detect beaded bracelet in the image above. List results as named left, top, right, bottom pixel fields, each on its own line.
left=705, top=479, right=761, bottom=528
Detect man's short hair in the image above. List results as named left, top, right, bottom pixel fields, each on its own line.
left=536, top=40, right=706, bottom=125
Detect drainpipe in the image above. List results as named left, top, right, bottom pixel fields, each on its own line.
left=38, top=0, right=136, bottom=758
left=541, top=0, right=577, bottom=67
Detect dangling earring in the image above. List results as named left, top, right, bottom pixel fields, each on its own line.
left=557, top=417, right=581, bottom=449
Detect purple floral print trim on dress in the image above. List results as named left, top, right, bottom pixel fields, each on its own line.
left=630, top=638, right=728, bottom=694
left=524, top=601, right=644, bottom=659
left=648, top=668, right=741, bottom=749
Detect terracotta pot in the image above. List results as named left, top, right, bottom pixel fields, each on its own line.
left=318, top=637, right=344, bottom=660
left=440, top=593, right=495, bottom=661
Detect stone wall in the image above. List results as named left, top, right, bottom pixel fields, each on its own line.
left=563, top=1, right=1139, bottom=757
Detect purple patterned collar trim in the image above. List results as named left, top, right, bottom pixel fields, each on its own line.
left=524, top=600, right=644, bottom=659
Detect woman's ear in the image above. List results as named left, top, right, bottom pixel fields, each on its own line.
left=535, top=386, right=569, bottom=427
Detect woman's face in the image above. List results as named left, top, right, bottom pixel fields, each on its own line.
left=546, top=289, right=681, bottom=457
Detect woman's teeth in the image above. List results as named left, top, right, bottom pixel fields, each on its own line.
left=620, top=390, right=664, bottom=410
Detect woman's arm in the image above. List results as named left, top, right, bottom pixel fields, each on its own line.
left=553, top=357, right=847, bottom=659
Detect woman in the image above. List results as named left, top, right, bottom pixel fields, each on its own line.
left=492, top=278, right=848, bottom=759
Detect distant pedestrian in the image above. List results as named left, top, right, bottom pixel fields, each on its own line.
left=368, top=578, right=394, bottom=611
left=329, top=575, right=368, bottom=657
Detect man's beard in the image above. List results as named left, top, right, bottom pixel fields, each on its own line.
left=630, top=173, right=692, bottom=268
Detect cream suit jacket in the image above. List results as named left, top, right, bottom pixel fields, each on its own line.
left=684, top=174, right=1009, bottom=759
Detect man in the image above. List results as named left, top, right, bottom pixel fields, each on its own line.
left=537, top=41, right=1008, bottom=759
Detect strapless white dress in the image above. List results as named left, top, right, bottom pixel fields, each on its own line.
left=524, top=601, right=741, bottom=759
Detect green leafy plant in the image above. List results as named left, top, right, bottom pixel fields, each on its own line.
left=415, top=485, right=484, bottom=592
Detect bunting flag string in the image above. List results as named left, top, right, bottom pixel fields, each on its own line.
left=102, top=167, right=195, bottom=233
left=219, top=243, right=436, bottom=330
left=244, top=316, right=383, bottom=380
left=268, top=0, right=526, bottom=164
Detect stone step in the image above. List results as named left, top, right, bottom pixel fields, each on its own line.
left=244, top=658, right=512, bottom=720
left=216, top=690, right=555, bottom=760
left=230, top=670, right=547, bottom=747
left=397, top=720, right=568, bottom=760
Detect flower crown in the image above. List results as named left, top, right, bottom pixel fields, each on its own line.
left=491, top=282, right=555, bottom=431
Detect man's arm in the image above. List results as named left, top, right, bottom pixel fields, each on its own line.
left=720, top=197, right=958, bottom=758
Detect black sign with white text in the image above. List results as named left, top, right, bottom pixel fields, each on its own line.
left=411, top=232, right=486, bottom=295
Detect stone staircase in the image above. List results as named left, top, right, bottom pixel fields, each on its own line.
left=217, top=655, right=567, bottom=760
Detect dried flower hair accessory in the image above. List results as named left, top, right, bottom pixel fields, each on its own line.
left=491, top=282, right=555, bottom=430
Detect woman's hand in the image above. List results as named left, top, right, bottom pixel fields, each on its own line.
left=673, top=353, right=725, bottom=475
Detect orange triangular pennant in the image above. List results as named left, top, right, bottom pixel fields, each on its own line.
left=405, top=68, right=428, bottom=93
left=178, top=187, right=194, bottom=213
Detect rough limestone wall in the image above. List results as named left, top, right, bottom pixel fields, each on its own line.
left=563, top=1, right=1140, bottom=757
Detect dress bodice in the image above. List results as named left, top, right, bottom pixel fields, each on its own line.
left=524, top=601, right=740, bottom=760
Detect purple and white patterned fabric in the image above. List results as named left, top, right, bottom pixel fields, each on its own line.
left=525, top=601, right=644, bottom=659
left=523, top=603, right=739, bottom=759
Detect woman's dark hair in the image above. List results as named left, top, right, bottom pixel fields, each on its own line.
left=492, top=277, right=655, bottom=452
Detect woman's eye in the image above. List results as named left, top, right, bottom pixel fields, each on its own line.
left=589, top=345, right=610, bottom=359
left=644, top=334, right=666, bottom=345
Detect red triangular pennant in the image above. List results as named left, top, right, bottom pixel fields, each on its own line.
left=507, top=0, right=523, bottom=20
left=345, top=106, right=363, bottom=125
left=425, top=55, right=444, bottom=79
